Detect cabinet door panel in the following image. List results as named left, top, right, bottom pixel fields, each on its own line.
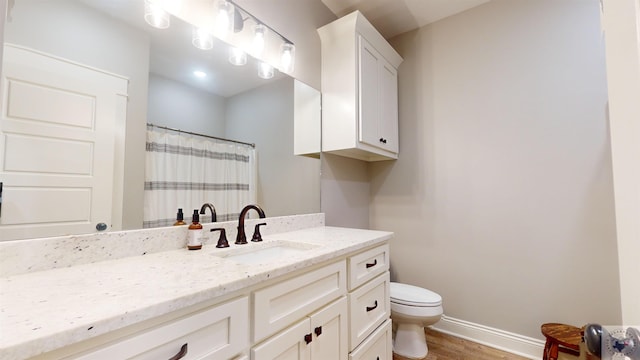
left=309, top=297, right=348, bottom=360
left=358, top=36, right=381, bottom=148
left=379, top=61, right=398, bottom=153
left=252, top=319, right=311, bottom=360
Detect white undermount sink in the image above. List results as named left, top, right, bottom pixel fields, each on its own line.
left=212, top=240, right=319, bottom=265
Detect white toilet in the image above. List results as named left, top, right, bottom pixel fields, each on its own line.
left=390, top=282, right=443, bottom=359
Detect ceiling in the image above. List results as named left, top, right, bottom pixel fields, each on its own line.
left=321, top=0, right=491, bottom=39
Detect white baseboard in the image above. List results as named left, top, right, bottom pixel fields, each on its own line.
left=430, top=315, right=545, bottom=359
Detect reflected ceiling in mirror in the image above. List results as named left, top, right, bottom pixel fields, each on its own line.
left=80, top=0, right=288, bottom=98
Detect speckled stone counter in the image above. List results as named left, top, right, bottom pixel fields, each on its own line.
left=0, top=225, right=392, bottom=360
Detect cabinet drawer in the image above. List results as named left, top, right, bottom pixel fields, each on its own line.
left=348, top=272, right=390, bottom=350
left=72, top=296, right=249, bottom=360
left=349, top=319, right=392, bottom=360
left=348, top=244, right=389, bottom=290
left=253, top=260, right=347, bottom=343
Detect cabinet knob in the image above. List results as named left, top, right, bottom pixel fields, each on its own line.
left=315, top=326, right=323, bottom=336
left=304, top=333, right=313, bottom=344
left=168, top=343, right=188, bottom=360
left=379, top=138, right=387, bottom=144
left=365, top=259, right=377, bottom=269
left=366, top=300, right=378, bottom=312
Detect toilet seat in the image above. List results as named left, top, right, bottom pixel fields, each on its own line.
left=390, top=282, right=442, bottom=307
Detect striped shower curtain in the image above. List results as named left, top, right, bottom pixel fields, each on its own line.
left=143, top=128, right=257, bottom=228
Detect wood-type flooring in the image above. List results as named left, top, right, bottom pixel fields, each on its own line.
left=392, top=328, right=532, bottom=360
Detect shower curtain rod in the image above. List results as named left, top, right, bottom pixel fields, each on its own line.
left=147, top=123, right=255, bottom=148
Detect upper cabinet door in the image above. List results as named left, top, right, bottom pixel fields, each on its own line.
left=358, top=37, right=399, bottom=154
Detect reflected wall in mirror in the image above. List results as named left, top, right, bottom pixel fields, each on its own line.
left=0, top=0, right=321, bottom=241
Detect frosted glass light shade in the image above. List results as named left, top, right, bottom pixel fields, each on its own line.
left=258, top=62, right=274, bottom=79
left=192, top=26, right=214, bottom=50
left=280, top=42, right=295, bottom=73
left=215, top=0, right=234, bottom=40
left=144, top=0, right=170, bottom=29
left=229, top=47, right=247, bottom=66
left=252, top=24, right=267, bottom=57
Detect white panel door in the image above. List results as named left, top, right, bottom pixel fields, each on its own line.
left=0, top=44, right=128, bottom=241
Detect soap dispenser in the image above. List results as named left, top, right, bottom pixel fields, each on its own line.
left=187, top=209, right=203, bottom=250
left=174, top=208, right=186, bottom=226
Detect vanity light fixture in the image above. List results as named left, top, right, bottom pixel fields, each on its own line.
left=192, top=26, right=214, bottom=50
left=227, top=0, right=296, bottom=74
left=280, top=42, right=295, bottom=73
left=229, top=47, right=247, bottom=66
left=258, top=62, right=274, bottom=79
left=144, top=0, right=170, bottom=29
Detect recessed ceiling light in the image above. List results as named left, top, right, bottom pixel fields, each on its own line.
left=193, top=70, right=207, bottom=78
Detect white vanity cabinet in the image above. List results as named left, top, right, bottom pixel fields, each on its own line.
left=17, top=231, right=393, bottom=360
left=318, top=11, right=403, bottom=162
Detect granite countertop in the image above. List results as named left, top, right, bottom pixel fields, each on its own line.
left=0, top=226, right=392, bottom=360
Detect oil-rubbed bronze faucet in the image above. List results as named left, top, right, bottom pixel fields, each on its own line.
left=199, top=203, right=217, bottom=223
left=236, top=204, right=266, bottom=244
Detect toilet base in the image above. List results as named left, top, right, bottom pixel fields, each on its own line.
left=393, top=323, right=428, bottom=359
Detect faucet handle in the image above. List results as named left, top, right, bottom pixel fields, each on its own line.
left=251, top=223, right=267, bottom=242
left=210, top=228, right=229, bottom=248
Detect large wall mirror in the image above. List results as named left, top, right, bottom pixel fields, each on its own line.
left=1, top=0, right=321, bottom=241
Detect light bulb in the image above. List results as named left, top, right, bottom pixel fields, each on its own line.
left=192, top=26, right=213, bottom=50
left=252, top=24, right=267, bottom=57
left=258, top=62, right=274, bottom=79
left=280, top=42, right=295, bottom=73
left=144, top=0, right=170, bottom=29
left=193, top=70, right=207, bottom=78
left=215, top=0, right=234, bottom=40
left=229, top=47, right=247, bottom=66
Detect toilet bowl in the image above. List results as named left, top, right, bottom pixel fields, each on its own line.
left=390, top=282, right=443, bottom=359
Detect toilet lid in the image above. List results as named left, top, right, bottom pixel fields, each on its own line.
left=390, top=282, right=442, bottom=306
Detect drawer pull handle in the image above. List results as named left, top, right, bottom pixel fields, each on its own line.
left=365, top=259, right=377, bottom=269
left=315, top=326, right=323, bottom=336
left=304, top=333, right=313, bottom=344
left=366, top=300, right=378, bottom=312
left=168, top=343, right=188, bottom=360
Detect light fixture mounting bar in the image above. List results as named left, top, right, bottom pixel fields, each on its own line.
left=227, top=0, right=294, bottom=45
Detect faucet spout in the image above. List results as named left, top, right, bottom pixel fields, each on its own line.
left=199, top=203, right=217, bottom=223
left=236, top=204, right=266, bottom=244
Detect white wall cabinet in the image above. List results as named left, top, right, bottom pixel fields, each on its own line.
left=318, top=11, right=403, bottom=162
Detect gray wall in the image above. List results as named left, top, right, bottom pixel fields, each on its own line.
left=226, top=78, right=321, bottom=217
left=147, top=74, right=226, bottom=136
left=369, top=0, right=622, bottom=339
left=4, top=0, right=150, bottom=230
